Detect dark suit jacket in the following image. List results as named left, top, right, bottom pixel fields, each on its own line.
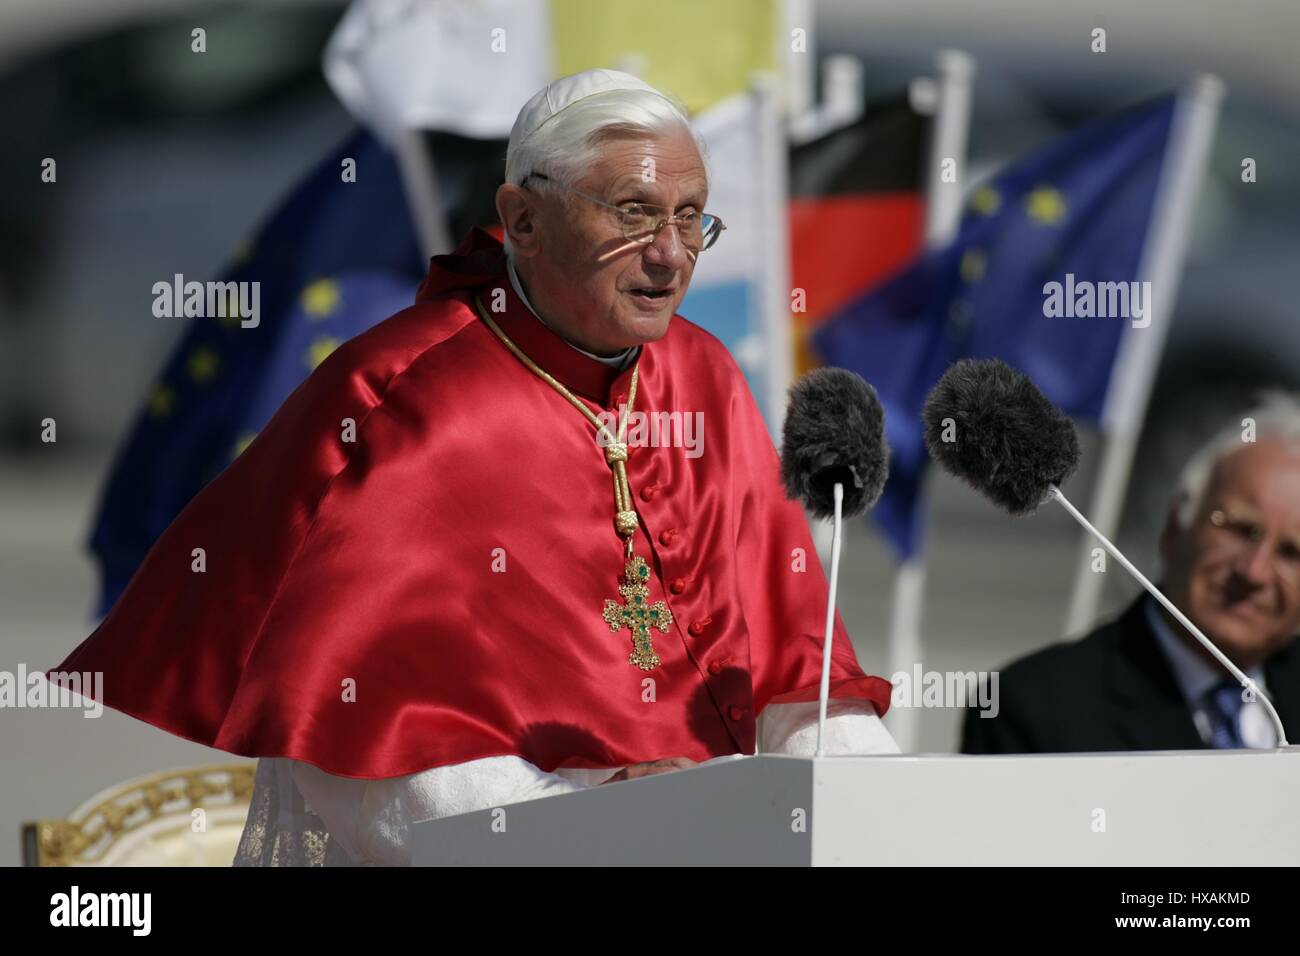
left=960, top=595, right=1300, bottom=753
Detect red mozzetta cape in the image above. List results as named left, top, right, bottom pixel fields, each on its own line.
left=53, top=228, right=891, bottom=778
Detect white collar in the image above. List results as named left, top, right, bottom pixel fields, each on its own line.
left=505, top=253, right=639, bottom=371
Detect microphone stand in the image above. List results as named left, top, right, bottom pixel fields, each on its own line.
left=817, top=483, right=845, bottom=756
left=1049, top=485, right=1290, bottom=748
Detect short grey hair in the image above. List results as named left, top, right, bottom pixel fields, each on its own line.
left=502, top=88, right=710, bottom=255
left=1173, top=390, right=1300, bottom=529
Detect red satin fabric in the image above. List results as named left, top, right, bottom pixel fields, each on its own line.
left=53, top=228, right=891, bottom=778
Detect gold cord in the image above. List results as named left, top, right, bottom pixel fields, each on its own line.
left=472, top=291, right=641, bottom=555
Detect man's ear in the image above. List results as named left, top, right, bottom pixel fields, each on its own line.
left=496, top=183, right=542, bottom=257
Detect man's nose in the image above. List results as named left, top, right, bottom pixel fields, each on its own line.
left=644, top=222, right=688, bottom=270
left=1235, top=537, right=1275, bottom=585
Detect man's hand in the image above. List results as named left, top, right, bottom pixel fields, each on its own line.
left=601, top=757, right=697, bottom=783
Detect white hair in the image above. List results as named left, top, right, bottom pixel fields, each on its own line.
left=1172, top=390, right=1300, bottom=529
left=502, top=88, right=710, bottom=254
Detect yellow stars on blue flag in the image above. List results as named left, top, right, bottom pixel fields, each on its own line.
left=150, top=347, right=220, bottom=420
left=949, top=247, right=988, bottom=345
left=960, top=248, right=987, bottom=283
left=301, top=278, right=344, bottom=369
left=147, top=385, right=174, bottom=418
left=307, top=337, right=340, bottom=370
left=1026, top=185, right=1067, bottom=226
left=187, top=346, right=220, bottom=384
left=969, top=182, right=1064, bottom=225
left=302, top=279, right=341, bottom=318
left=970, top=186, right=1001, bottom=216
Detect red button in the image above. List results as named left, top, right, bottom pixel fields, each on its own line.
left=708, top=660, right=724, bottom=675
left=670, top=577, right=687, bottom=594
left=640, top=484, right=659, bottom=502
left=658, top=529, right=677, bottom=546
left=728, top=705, right=745, bottom=721
left=688, top=617, right=711, bottom=636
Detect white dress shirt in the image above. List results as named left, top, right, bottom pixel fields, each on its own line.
left=1142, top=596, right=1276, bottom=749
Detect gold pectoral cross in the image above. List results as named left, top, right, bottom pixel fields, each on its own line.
left=602, top=554, right=674, bottom=671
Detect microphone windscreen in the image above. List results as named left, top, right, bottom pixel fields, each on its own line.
left=781, top=367, right=889, bottom=520
left=922, top=358, right=1080, bottom=515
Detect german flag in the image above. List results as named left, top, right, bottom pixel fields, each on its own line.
left=789, top=93, right=929, bottom=374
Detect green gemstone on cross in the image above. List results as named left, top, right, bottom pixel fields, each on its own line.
left=602, top=553, right=675, bottom=672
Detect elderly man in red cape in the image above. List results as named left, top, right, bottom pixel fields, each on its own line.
left=52, top=69, right=898, bottom=865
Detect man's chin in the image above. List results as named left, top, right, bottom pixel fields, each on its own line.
left=1197, top=610, right=1275, bottom=667
left=615, top=308, right=674, bottom=344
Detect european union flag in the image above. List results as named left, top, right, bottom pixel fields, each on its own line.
left=89, top=129, right=425, bottom=617
left=814, top=95, right=1177, bottom=558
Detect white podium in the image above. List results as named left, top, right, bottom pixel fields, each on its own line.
left=411, top=750, right=1300, bottom=865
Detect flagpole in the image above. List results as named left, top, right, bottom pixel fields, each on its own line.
left=1062, top=74, right=1226, bottom=638
left=753, top=70, right=794, bottom=444
left=392, top=127, right=453, bottom=260
left=784, top=0, right=816, bottom=135
left=886, top=49, right=975, bottom=752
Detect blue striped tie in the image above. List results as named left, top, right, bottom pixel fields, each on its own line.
left=1204, top=678, right=1247, bottom=749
